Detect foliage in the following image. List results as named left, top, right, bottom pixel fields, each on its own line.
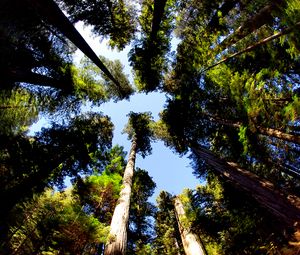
left=0, top=88, right=39, bottom=135
left=184, top=173, right=291, bottom=254
left=129, top=0, right=177, bottom=92
left=74, top=145, right=126, bottom=224
left=1, top=0, right=300, bottom=254
left=58, top=0, right=137, bottom=50
left=124, top=112, right=154, bottom=158
left=72, top=56, right=134, bottom=104
left=0, top=112, right=113, bottom=232
left=152, top=191, right=184, bottom=255
left=127, top=168, right=156, bottom=254
left=4, top=189, right=109, bottom=255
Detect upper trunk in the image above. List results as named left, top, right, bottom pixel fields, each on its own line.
left=150, top=0, right=168, bottom=41
left=191, top=144, right=300, bottom=229
left=6, top=69, right=73, bottom=91
left=206, top=21, right=300, bottom=70
left=217, top=0, right=283, bottom=52
left=25, top=0, right=123, bottom=95
left=174, top=196, right=206, bottom=255
left=104, top=137, right=137, bottom=255
left=207, top=114, right=300, bottom=145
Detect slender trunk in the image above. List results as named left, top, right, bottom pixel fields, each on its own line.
left=7, top=69, right=72, bottom=91
left=25, top=0, right=122, bottom=94
left=190, top=144, right=300, bottom=227
left=206, top=21, right=300, bottom=71
left=208, top=115, right=300, bottom=145
left=257, top=126, right=300, bottom=145
left=150, top=0, right=168, bottom=41
left=218, top=0, right=283, bottom=51
left=104, top=138, right=137, bottom=255
left=174, top=196, right=206, bottom=255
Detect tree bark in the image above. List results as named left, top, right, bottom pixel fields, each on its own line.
left=6, top=69, right=72, bottom=91
left=25, top=0, right=123, bottom=94
left=104, top=137, right=137, bottom=255
left=206, top=21, right=300, bottom=70
left=218, top=0, right=283, bottom=51
left=207, top=115, right=300, bottom=145
left=190, top=144, right=300, bottom=228
left=174, top=196, right=206, bottom=255
left=150, top=0, right=168, bottom=41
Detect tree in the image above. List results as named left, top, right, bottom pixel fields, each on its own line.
left=0, top=88, right=39, bottom=135
left=0, top=112, right=113, bottom=246
left=104, top=112, right=153, bottom=255
left=25, top=0, right=124, bottom=92
left=154, top=107, right=300, bottom=248
left=129, top=0, right=176, bottom=92
left=4, top=189, right=109, bottom=255
left=153, top=191, right=184, bottom=255
left=58, top=0, right=136, bottom=50
left=184, top=173, right=299, bottom=254
left=173, top=195, right=206, bottom=255
left=216, top=0, right=285, bottom=53
left=207, top=21, right=300, bottom=70
left=74, top=146, right=126, bottom=223
left=0, top=0, right=75, bottom=91
left=73, top=56, right=134, bottom=103
left=127, top=168, right=156, bottom=254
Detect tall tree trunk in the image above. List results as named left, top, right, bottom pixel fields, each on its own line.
left=25, top=0, right=123, bottom=94
left=104, top=137, right=137, bottom=255
left=206, top=21, right=300, bottom=70
left=190, top=144, right=300, bottom=228
left=207, top=115, right=300, bottom=145
left=257, top=126, right=300, bottom=145
left=173, top=196, right=206, bottom=255
left=6, top=69, right=72, bottom=91
left=218, top=0, right=283, bottom=52
left=150, top=0, right=168, bottom=41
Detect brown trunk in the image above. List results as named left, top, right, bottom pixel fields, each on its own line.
left=218, top=0, right=283, bottom=51
left=191, top=144, right=300, bottom=226
left=174, top=196, right=206, bottom=255
left=7, top=69, right=72, bottom=90
left=25, top=0, right=122, bottom=94
left=257, top=126, right=300, bottom=145
left=104, top=138, right=137, bottom=255
left=206, top=21, right=300, bottom=70
left=150, top=0, right=168, bottom=41
left=208, top=115, right=300, bottom=145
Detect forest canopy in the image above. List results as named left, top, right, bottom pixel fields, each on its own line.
left=0, top=0, right=300, bottom=254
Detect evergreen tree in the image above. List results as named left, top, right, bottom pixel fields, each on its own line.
left=173, top=195, right=206, bottom=255
left=184, top=173, right=300, bottom=254
left=153, top=191, right=184, bottom=255
left=127, top=168, right=156, bottom=254
left=105, top=112, right=153, bottom=255
left=4, top=189, right=109, bottom=255
left=0, top=112, right=113, bottom=249
left=129, top=0, right=177, bottom=92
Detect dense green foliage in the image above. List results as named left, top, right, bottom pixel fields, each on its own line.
left=58, top=0, right=136, bottom=50
left=124, top=112, right=154, bottom=158
left=1, top=0, right=300, bottom=254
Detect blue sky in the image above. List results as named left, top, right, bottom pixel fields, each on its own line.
left=99, top=93, right=199, bottom=201
left=30, top=22, right=200, bottom=202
